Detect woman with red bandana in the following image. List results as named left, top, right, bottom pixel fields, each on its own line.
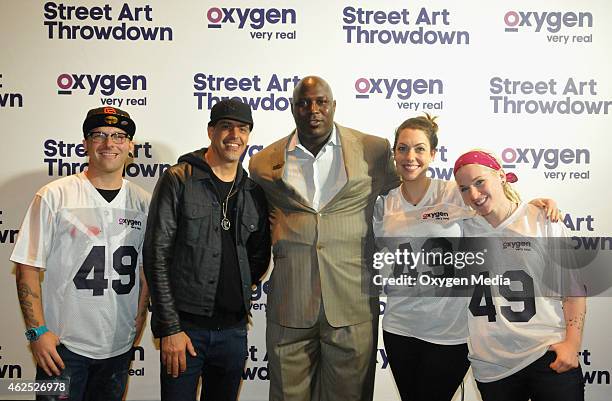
left=373, top=115, right=560, bottom=401
left=454, top=149, right=586, bottom=401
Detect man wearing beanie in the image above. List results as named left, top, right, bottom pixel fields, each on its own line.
left=144, top=99, right=271, bottom=400
left=10, top=107, right=151, bottom=401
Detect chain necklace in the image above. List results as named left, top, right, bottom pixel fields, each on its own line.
left=221, top=177, right=236, bottom=231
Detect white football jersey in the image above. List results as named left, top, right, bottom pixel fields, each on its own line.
left=374, top=179, right=474, bottom=344
left=463, top=203, right=573, bottom=382
left=11, top=173, right=150, bottom=359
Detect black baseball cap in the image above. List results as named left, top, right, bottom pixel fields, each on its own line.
left=82, top=107, right=136, bottom=139
left=208, top=99, right=253, bottom=130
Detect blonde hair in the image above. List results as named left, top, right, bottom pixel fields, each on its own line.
left=464, top=149, right=521, bottom=204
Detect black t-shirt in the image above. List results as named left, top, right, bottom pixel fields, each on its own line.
left=96, top=188, right=120, bottom=203
left=180, top=173, right=246, bottom=330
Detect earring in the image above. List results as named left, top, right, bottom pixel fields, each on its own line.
left=128, top=151, right=134, bottom=158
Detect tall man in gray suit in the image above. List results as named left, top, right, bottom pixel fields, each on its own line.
left=249, top=76, right=400, bottom=401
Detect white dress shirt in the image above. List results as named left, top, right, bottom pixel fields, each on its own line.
left=283, top=125, right=347, bottom=211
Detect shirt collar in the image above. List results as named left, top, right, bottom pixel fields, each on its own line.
left=287, top=124, right=340, bottom=154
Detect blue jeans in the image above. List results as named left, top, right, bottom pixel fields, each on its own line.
left=35, top=344, right=131, bottom=401
left=160, top=326, right=248, bottom=401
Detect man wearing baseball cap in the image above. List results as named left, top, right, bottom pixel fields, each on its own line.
left=144, top=99, right=271, bottom=400
left=11, top=106, right=150, bottom=401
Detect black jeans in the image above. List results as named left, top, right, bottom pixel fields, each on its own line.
left=477, top=351, right=585, bottom=401
left=383, top=330, right=470, bottom=401
left=160, top=326, right=248, bottom=401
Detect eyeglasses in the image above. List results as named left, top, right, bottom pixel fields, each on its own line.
left=87, top=131, right=129, bottom=144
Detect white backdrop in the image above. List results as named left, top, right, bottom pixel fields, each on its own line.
left=1, top=1, right=610, bottom=400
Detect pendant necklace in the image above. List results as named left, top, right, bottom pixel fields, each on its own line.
left=221, top=177, right=236, bottom=231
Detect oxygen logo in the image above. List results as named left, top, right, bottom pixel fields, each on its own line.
left=421, top=211, right=449, bottom=221
left=205, top=7, right=297, bottom=40
left=354, top=77, right=443, bottom=100
left=207, top=8, right=222, bottom=28
left=354, top=77, right=444, bottom=111
left=501, top=148, right=590, bottom=169
left=118, top=218, right=142, bottom=230
left=501, top=147, right=591, bottom=181
left=503, top=10, right=594, bottom=44
left=502, top=241, right=532, bottom=251
left=503, top=11, right=593, bottom=33
left=56, top=73, right=147, bottom=96
left=206, top=7, right=296, bottom=29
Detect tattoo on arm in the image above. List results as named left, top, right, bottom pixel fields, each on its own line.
left=17, top=282, right=39, bottom=299
left=17, top=283, right=40, bottom=328
left=567, top=312, right=585, bottom=331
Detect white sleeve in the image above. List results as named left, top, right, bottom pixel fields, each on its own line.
left=547, top=218, right=570, bottom=238
left=10, top=194, right=55, bottom=269
left=545, top=219, right=586, bottom=297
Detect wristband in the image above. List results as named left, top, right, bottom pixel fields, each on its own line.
left=25, top=325, right=49, bottom=342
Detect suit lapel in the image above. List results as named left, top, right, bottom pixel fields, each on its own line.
left=337, top=124, right=359, bottom=184
left=270, top=132, right=315, bottom=211
left=268, top=139, right=286, bottom=182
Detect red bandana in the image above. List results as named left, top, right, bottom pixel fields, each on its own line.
left=453, top=151, right=518, bottom=183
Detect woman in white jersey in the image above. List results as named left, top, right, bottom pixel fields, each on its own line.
left=373, top=116, right=559, bottom=401
left=454, top=150, right=586, bottom=401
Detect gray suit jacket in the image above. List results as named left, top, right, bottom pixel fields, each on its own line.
left=249, top=124, right=400, bottom=328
